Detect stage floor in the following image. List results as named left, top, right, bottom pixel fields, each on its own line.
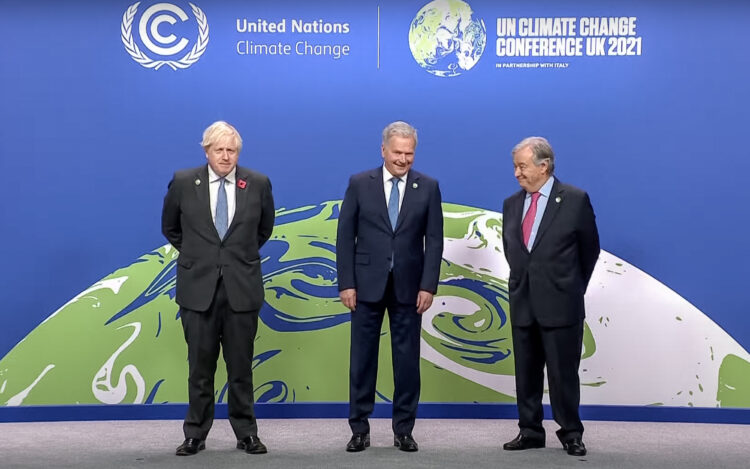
left=1, top=418, right=747, bottom=468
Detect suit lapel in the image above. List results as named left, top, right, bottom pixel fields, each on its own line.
left=530, top=179, right=564, bottom=251
left=225, top=168, right=248, bottom=239
left=192, top=166, right=216, bottom=235
left=370, top=168, right=392, bottom=231
left=395, top=172, right=418, bottom=232
left=511, top=190, right=526, bottom=246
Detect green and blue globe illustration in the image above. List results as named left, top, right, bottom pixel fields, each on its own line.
left=409, top=0, right=487, bottom=77
left=0, top=201, right=749, bottom=408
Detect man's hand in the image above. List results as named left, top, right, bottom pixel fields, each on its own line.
left=416, top=290, right=434, bottom=314
left=340, top=288, right=357, bottom=311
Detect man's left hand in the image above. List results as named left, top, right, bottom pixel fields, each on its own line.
left=416, top=290, right=434, bottom=314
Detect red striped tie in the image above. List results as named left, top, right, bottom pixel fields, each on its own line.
left=522, top=192, right=541, bottom=248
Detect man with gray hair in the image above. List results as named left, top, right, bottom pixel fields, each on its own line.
left=337, top=121, right=443, bottom=453
left=162, top=121, right=275, bottom=456
left=501, top=136, right=599, bottom=456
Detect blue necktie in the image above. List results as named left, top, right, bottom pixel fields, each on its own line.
left=388, top=177, right=400, bottom=230
left=215, top=177, right=228, bottom=239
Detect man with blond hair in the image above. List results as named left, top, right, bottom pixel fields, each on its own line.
left=162, top=121, right=275, bottom=456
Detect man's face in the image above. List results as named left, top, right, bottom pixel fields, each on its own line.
left=382, top=136, right=415, bottom=178
left=513, top=145, right=549, bottom=193
left=205, top=134, right=239, bottom=177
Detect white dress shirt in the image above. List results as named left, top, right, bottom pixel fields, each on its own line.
left=383, top=165, right=407, bottom=211
left=522, top=175, right=555, bottom=250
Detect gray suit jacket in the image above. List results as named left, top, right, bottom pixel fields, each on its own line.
left=161, top=164, right=275, bottom=312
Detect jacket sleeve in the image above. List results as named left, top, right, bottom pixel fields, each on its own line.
left=502, top=198, right=510, bottom=265
left=577, top=192, right=600, bottom=290
left=258, top=176, right=275, bottom=248
left=161, top=174, right=182, bottom=251
left=419, top=180, right=444, bottom=293
left=336, top=176, right=358, bottom=291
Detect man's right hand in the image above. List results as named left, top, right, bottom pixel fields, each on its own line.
left=339, top=288, right=357, bottom=311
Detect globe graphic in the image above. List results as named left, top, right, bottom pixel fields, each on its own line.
left=409, top=0, right=487, bottom=77
left=1, top=201, right=749, bottom=409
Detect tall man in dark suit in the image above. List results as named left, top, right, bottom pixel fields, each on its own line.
left=161, top=121, right=275, bottom=456
left=337, top=121, right=443, bottom=453
left=501, top=137, right=599, bottom=457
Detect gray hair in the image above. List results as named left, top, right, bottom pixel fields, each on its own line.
left=512, top=136, right=555, bottom=174
left=201, top=121, right=243, bottom=153
left=382, top=121, right=418, bottom=147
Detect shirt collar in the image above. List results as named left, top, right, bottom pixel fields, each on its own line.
left=527, top=176, right=555, bottom=199
left=383, top=165, right=407, bottom=183
left=207, top=165, right=236, bottom=184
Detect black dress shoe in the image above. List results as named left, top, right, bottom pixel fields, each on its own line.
left=175, top=438, right=205, bottom=456
left=236, top=435, right=268, bottom=454
left=394, top=434, right=418, bottom=452
left=503, top=433, right=545, bottom=451
left=346, top=433, right=370, bottom=452
left=563, top=438, right=587, bottom=456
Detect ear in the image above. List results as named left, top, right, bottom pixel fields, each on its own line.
left=540, top=160, right=550, bottom=174
left=381, top=144, right=386, bottom=159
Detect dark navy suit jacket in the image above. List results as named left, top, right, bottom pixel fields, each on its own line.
left=336, top=167, right=443, bottom=304
left=502, top=178, right=600, bottom=327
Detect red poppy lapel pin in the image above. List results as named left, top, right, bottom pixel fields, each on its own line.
left=237, top=179, right=247, bottom=189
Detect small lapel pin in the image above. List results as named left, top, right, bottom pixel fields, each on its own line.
left=195, top=179, right=201, bottom=186
left=555, top=196, right=561, bottom=203
left=237, top=179, right=247, bottom=189
left=412, top=182, right=418, bottom=189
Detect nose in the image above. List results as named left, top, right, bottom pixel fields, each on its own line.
left=514, top=167, right=521, bottom=177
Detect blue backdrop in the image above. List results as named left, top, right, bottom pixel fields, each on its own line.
left=1, top=0, right=749, bottom=410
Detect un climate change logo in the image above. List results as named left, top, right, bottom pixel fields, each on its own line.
left=409, top=0, right=486, bottom=77
left=121, top=2, right=209, bottom=70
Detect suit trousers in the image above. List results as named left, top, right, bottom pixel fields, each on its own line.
left=180, top=277, right=259, bottom=440
left=349, top=273, right=423, bottom=436
left=511, top=320, right=584, bottom=443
